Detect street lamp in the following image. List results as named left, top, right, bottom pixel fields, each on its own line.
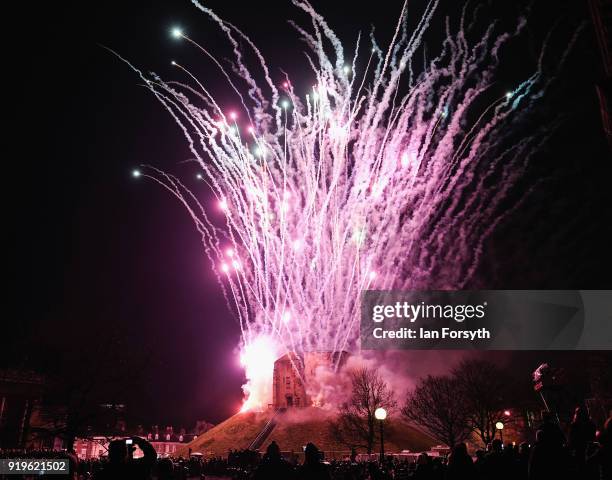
left=495, top=421, right=504, bottom=443
left=374, top=407, right=387, bottom=463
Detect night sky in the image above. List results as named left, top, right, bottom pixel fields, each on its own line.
left=6, top=0, right=611, bottom=429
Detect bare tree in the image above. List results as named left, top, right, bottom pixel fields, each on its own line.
left=402, top=374, right=471, bottom=448
left=452, top=358, right=511, bottom=445
left=330, top=367, right=396, bottom=453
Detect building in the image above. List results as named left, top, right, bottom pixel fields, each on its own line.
left=73, top=436, right=113, bottom=459
left=73, top=426, right=199, bottom=459
left=272, top=351, right=350, bottom=409
left=0, top=369, right=46, bottom=448
left=146, top=426, right=198, bottom=457
left=273, top=353, right=307, bottom=408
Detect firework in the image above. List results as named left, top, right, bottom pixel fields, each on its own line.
left=120, top=0, right=570, bottom=410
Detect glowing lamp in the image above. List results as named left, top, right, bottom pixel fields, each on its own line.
left=495, top=421, right=504, bottom=430
left=375, top=407, right=387, bottom=421
left=504, top=410, right=511, bottom=417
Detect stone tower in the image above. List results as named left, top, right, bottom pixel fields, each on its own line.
left=272, top=352, right=307, bottom=408
left=272, top=351, right=350, bottom=409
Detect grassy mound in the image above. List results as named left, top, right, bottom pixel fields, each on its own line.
left=180, top=407, right=435, bottom=457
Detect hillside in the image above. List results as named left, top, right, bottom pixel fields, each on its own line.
left=179, top=407, right=435, bottom=457
left=180, top=411, right=271, bottom=456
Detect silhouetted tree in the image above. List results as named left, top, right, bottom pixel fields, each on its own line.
left=330, top=367, right=396, bottom=453
left=452, top=358, right=511, bottom=445
left=402, top=374, right=471, bottom=448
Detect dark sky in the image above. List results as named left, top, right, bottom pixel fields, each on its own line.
left=5, top=0, right=611, bottom=429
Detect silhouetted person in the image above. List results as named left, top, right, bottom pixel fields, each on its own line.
left=413, top=453, right=433, bottom=480
left=538, top=411, right=565, bottom=448
left=587, top=414, right=612, bottom=480
left=474, top=449, right=486, bottom=479
left=529, top=428, right=572, bottom=480
left=431, top=457, right=447, bottom=480
left=253, top=441, right=295, bottom=480
left=516, top=442, right=531, bottom=480
left=64, top=449, right=79, bottom=480
left=503, top=442, right=519, bottom=478
left=483, top=439, right=505, bottom=478
left=296, top=442, right=331, bottom=480
left=569, top=406, right=596, bottom=467
left=157, top=457, right=174, bottom=480
left=446, top=442, right=475, bottom=479
left=94, top=437, right=156, bottom=480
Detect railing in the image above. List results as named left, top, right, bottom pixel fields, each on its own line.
left=248, top=409, right=282, bottom=450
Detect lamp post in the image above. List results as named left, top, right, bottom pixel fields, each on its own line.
left=374, top=407, right=387, bottom=463
left=495, top=421, right=504, bottom=443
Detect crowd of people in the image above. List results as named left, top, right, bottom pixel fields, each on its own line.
left=1, top=409, right=609, bottom=480
left=247, top=409, right=611, bottom=480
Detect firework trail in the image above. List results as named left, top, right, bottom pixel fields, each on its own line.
left=120, top=1, right=575, bottom=409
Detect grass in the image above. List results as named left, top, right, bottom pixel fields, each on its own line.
left=179, top=407, right=435, bottom=457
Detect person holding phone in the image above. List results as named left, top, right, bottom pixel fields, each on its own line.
left=94, top=436, right=157, bottom=480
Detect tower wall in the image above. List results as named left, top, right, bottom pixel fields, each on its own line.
left=272, top=353, right=307, bottom=409
left=272, top=351, right=351, bottom=409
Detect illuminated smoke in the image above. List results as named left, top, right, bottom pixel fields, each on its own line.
left=239, top=335, right=279, bottom=411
